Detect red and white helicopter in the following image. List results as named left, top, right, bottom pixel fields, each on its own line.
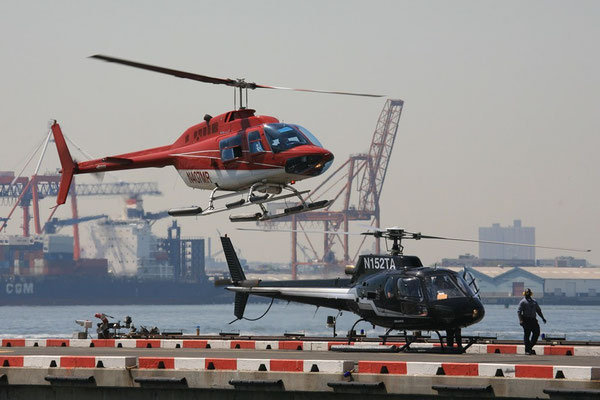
left=51, top=55, right=383, bottom=222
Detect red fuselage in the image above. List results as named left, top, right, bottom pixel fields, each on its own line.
left=73, top=109, right=334, bottom=191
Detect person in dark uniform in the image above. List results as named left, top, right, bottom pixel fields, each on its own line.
left=517, top=288, right=546, bottom=355
left=446, top=327, right=463, bottom=350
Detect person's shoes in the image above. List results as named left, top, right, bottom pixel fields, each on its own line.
left=526, top=349, right=536, bottom=355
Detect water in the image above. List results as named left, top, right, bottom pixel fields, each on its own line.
left=1, top=303, right=599, bottom=341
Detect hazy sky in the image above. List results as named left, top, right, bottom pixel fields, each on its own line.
left=1, top=1, right=598, bottom=268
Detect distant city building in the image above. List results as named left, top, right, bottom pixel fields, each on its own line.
left=537, top=256, right=588, bottom=268
left=479, top=219, right=535, bottom=260
left=441, top=254, right=589, bottom=268
left=445, top=266, right=600, bottom=299
left=441, top=254, right=535, bottom=267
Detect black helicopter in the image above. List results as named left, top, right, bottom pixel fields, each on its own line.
left=221, top=227, right=589, bottom=345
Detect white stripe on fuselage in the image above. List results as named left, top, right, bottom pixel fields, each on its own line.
left=228, top=286, right=356, bottom=300
left=178, top=168, right=288, bottom=190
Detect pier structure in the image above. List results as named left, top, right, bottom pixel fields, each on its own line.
left=2, top=336, right=599, bottom=399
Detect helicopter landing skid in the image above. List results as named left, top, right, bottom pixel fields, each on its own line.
left=168, top=183, right=331, bottom=222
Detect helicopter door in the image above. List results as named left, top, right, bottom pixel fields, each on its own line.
left=397, top=277, right=425, bottom=315
left=219, top=134, right=243, bottom=163
left=247, top=130, right=266, bottom=155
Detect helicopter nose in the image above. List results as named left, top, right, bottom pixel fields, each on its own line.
left=285, top=150, right=334, bottom=176
left=471, top=298, right=485, bottom=323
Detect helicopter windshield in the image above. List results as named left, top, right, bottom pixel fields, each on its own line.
left=425, top=274, right=465, bottom=300
left=455, top=274, right=476, bottom=297
left=264, top=123, right=318, bottom=153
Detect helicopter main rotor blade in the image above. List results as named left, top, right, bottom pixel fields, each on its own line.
left=254, top=84, right=385, bottom=98
left=236, top=227, right=363, bottom=235
left=90, top=55, right=236, bottom=86
left=90, top=54, right=385, bottom=97
left=417, top=234, right=591, bottom=253
left=237, top=227, right=590, bottom=253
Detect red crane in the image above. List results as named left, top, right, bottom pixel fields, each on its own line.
left=0, top=171, right=161, bottom=260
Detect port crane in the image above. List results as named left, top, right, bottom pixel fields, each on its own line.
left=262, top=99, right=404, bottom=278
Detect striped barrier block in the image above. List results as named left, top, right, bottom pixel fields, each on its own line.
left=406, top=362, right=441, bottom=376
left=478, top=363, right=516, bottom=377
left=270, top=359, right=304, bottom=372
left=69, top=339, right=92, bottom=348
left=115, top=339, right=137, bottom=348
left=544, top=346, right=574, bottom=356
left=357, top=361, right=600, bottom=380
left=305, top=342, right=329, bottom=351
left=515, top=364, right=554, bottom=379
left=134, top=357, right=353, bottom=373
left=278, top=341, right=304, bottom=351
left=359, top=361, right=407, bottom=374
left=1, top=339, right=25, bottom=347
left=25, top=339, right=46, bottom=347
left=175, top=357, right=206, bottom=370
left=3, top=355, right=135, bottom=369
left=574, top=346, right=600, bottom=357
left=46, top=339, right=69, bottom=347
left=441, top=362, right=479, bottom=376
left=206, top=358, right=237, bottom=370
left=139, top=357, right=175, bottom=369
left=0, top=356, right=24, bottom=367
left=206, top=340, right=230, bottom=349
left=23, top=356, right=60, bottom=368
left=238, top=358, right=269, bottom=371
left=161, top=340, right=183, bottom=349
left=255, top=340, right=279, bottom=350
left=487, top=344, right=518, bottom=354
left=553, top=365, right=600, bottom=380
left=231, top=340, right=255, bottom=349
left=182, top=340, right=209, bottom=348
left=136, top=339, right=161, bottom=348
left=92, top=339, right=116, bottom=347
left=303, top=359, right=354, bottom=373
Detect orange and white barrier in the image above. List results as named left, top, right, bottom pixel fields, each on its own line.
left=0, top=355, right=135, bottom=369
left=2, top=338, right=600, bottom=357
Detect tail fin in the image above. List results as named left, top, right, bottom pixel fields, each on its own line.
left=234, top=293, right=249, bottom=320
left=50, top=121, right=77, bottom=205
left=221, top=235, right=249, bottom=320
left=220, top=235, right=246, bottom=283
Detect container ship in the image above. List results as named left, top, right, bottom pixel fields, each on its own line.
left=0, top=217, right=230, bottom=306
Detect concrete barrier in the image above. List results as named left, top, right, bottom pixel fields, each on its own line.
left=255, top=340, right=279, bottom=350
left=3, top=337, right=600, bottom=358
left=2, top=355, right=135, bottom=369
left=358, top=360, right=600, bottom=381
left=161, top=339, right=183, bottom=349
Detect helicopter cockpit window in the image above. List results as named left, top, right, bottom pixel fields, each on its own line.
left=220, top=135, right=243, bottom=162
left=397, top=278, right=423, bottom=300
left=264, top=123, right=310, bottom=153
left=384, top=277, right=396, bottom=299
left=247, top=130, right=265, bottom=154
left=426, top=274, right=465, bottom=300
left=292, top=124, right=323, bottom=148
left=455, top=274, right=476, bottom=297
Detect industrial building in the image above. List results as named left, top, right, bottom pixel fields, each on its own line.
left=479, top=219, right=535, bottom=260
left=449, top=266, right=600, bottom=302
